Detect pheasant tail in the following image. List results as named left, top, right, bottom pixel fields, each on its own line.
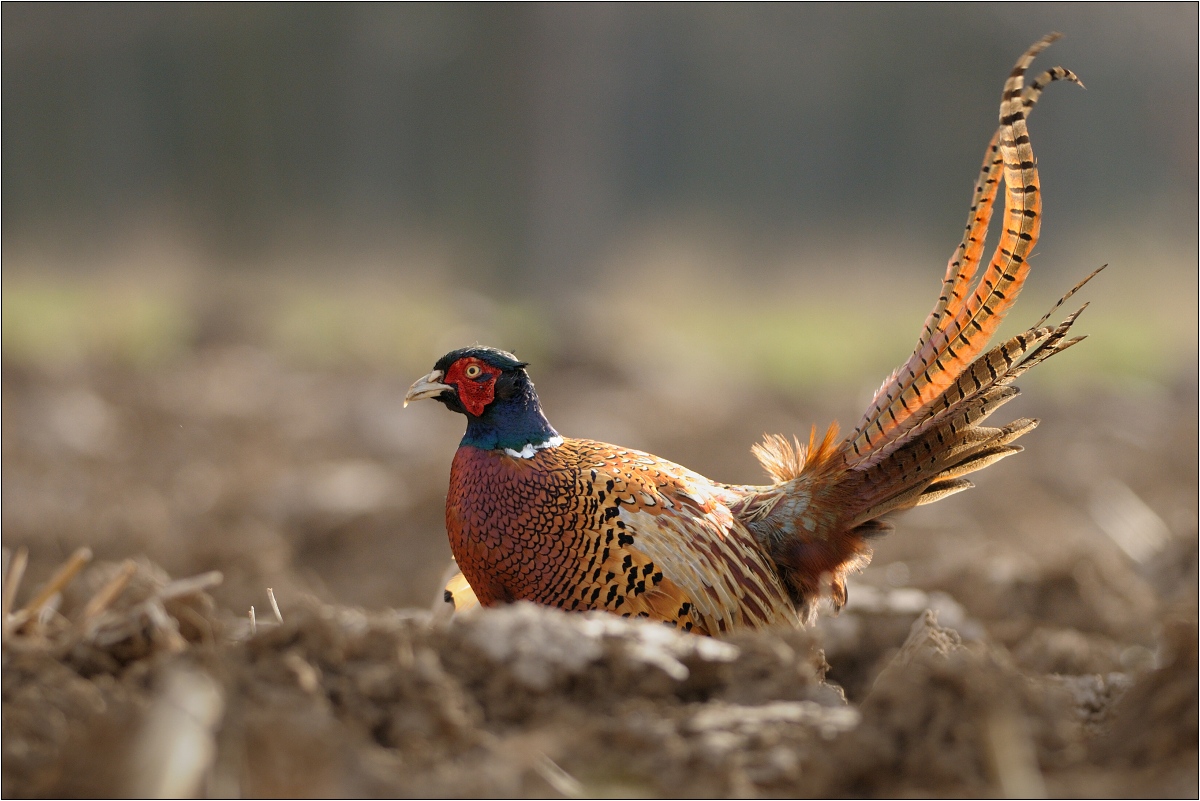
left=752, top=36, right=1095, bottom=616
left=848, top=34, right=1083, bottom=469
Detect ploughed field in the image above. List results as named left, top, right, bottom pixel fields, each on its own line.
left=3, top=351, right=1196, bottom=797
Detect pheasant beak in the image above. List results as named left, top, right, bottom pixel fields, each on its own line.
left=404, top=369, right=453, bottom=407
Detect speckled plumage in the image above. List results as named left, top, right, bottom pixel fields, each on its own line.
left=409, top=36, right=1095, bottom=635
left=447, top=440, right=796, bottom=634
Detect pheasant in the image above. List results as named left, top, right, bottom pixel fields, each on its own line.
left=405, top=36, right=1097, bottom=634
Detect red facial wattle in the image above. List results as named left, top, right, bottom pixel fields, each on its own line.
left=444, top=358, right=502, bottom=417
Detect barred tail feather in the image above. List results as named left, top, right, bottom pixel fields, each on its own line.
left=919, top=65, right=1081, bottom=350
left=846, top=298, right=1091, bottom=527
left=847, top=35, right=1082, bottom=468
left=848, top=36, right=1050, bottom=463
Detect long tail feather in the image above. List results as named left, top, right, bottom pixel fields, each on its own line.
left=921, top=64, right=1083, bottom=349
left=847, top=302, right=1088, bottom=524
left=847, top=35, right=1082, bottom=468
left=1032, top=263, right=1105, bottom=328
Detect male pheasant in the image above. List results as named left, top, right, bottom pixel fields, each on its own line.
left=405, top=36, right=1097, bottom=634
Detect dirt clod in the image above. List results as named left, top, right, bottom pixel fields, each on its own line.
left=3, top=551, right=1197, bottom=797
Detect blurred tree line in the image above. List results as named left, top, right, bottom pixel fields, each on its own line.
left=3, top=4, right=1196, bottom=293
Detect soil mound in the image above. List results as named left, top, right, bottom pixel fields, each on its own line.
left=4, top=554, right=1195, bottom=797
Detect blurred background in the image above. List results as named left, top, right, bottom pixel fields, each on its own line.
left=3, top=5, right=1196, bottom=622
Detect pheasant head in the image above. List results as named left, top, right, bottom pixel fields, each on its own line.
left=405, top=346, right=561, bottom=456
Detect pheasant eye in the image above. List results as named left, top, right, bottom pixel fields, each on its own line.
left=465, top=364, right=482, bottom=379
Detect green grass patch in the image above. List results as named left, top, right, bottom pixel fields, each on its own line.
left=2, top=281, right=192, bottom=368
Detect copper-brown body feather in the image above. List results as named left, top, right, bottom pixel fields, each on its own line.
left=448, top=441, right=797, bottom=634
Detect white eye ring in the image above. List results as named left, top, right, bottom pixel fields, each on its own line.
left=465, top=364, right=482, bottom=379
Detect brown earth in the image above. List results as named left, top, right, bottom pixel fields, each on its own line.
left=2, top=351, right=1197, bottom=797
